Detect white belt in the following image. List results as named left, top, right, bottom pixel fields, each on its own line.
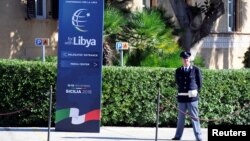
left=178, top=93, right=189, bottom=96
left=178, top=90, right=198, bottom=97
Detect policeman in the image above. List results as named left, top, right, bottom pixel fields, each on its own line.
left=172, top=51, right=203, bottom=141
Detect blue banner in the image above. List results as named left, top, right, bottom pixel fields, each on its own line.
left=55, top=0, right=104, bottom=132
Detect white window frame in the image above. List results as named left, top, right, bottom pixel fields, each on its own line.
left=35, top=0, right=46, bottom=19
left=228, top=0, right=234, bottom=32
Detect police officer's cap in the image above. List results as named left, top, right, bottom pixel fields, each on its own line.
left=180, top=51, right=191, bottom=59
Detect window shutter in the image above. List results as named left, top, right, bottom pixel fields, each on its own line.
left=52, top=0, right=59, bottom=19
left=27, top=0, right=36, bottom=18
left=236, top=0, right=242, bottom=32
left=151, top=0, right=158, bottom=7
left=36, top=0, right=43, bottom=16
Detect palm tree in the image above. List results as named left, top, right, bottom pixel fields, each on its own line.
left=120, top=9, right=179, bottom=66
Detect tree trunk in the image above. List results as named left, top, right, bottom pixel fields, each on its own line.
left=103, top=39, right=116, bottom=66
left=170, top=0, right=225, bottom=51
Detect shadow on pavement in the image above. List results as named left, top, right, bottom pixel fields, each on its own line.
left=62, top=136, right=195, bottom=141
left=0, top=127, right=50, bottom=132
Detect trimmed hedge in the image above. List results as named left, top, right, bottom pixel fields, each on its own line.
left=0, top=60, right=56, bottom=126
left=0, top=60, right=249, bottom=127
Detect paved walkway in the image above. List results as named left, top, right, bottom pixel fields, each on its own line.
left=0, top=127, right=207, bottom=141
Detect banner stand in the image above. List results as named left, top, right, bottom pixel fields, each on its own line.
left=55, top=0, right=104, bottom=132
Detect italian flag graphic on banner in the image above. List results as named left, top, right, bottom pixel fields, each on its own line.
left=56, top=108, right=100, bottom=125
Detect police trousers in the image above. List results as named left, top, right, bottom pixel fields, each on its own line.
left=174, top=101, right=202, bottom=140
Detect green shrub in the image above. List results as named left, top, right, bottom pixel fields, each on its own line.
left=199, top=69, right=250, bottom=126
left=193, top=54, right=205, bottom=68
left=243, top=46, right=250, bottom=68
left=0, top=60, right=56, bottom=126
left=24, top=56, right=57, bottom=63
left=140, top=50, right=182, bottom=68
left=102, top=67, right=250, bottom=127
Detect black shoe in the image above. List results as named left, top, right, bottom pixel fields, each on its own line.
left=197, top=139, right=202, bottom=141
left=172, top=137, right=180, bottom=140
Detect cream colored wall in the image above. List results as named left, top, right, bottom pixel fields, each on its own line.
left=131, top=0, right=143, bottom=11
left=198, top=46, right=248, bottom=69
left=0, top=0, right=58, bottom=59
left=128, top=0, right=143, bottom=11
left=194, top=34, right=250, bottom=69
left=240, top=0, right=250, bottom=33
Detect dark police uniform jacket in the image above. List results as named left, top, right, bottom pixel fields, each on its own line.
left=175, top=66, right=202, bottom=103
